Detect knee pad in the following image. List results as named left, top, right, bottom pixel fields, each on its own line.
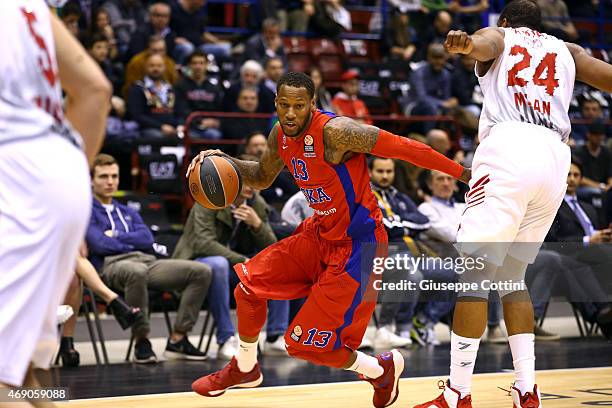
left=234, top=283, right=267, bottom=338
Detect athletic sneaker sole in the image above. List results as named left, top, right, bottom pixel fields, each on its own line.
left=206, top=373, right=264, bottom=397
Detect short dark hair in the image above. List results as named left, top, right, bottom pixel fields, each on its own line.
left=86, top=33, right=109, bottom=49
left=498, top=0, right=541, bottom=31
left=367, top=156, right=394, bottom=170
left=92, top=153, right=117, bottom=176
left=570, top=158, right=583, bottom=175
left=186, top=50, right=207, bottom=65
left=277, top=72, right=315, bottom=99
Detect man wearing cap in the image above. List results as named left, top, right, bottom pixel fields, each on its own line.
left=573, top=119, right=612, bottom=194
left=331, top=69, right=373, bottom=125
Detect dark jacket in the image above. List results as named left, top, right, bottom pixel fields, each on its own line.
left=174, top=76, right=224, bottom=122
left=127, top=79, right=178, bottom=129
left=169, top=1, right=207, bottom=46
left=127, top=23, right=177, bottom=60
left=371, top=183, right=430, bottom=241
left=243, top=33, right=286, bottom=65
left=546, top=199, right=601, bottom=243
left=86, top=198, right=155, bottom=271
left=172, top=194, right=277, bottom=265
left=222, top=81, right=276, bottom=113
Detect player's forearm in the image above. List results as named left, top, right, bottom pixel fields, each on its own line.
left=371, top=129, right=464, bottom=178
left=229, top=158, right=274, bottom=190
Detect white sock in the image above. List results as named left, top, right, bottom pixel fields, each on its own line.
left=449, top=332, right=480, bottom=398
left=508, top=333, right=535, bottom=395
left=345, top=351, right=384, bottom=379
left=236, top=338, right=258, bottom=372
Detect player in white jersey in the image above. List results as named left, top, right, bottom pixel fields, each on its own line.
left=414, top=1, right=612, bottom=408
left=0, top=0, right=110, bottom=403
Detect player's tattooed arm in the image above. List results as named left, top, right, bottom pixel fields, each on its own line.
left=566, top=42, right=612, bottom=93
left=323, top=116, right=469, bottom=183
left=186, top=126, right=285, bottom=189
left=323, top=116, right=379, bottom=162
left=445, top=27, right=504, bottom=62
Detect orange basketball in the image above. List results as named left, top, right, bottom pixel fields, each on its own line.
left=188, top=155, right=242, bottom=209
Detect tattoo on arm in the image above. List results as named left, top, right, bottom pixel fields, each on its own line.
left=324, top=117, right=380, bottom=159
left=228, top=126, right=284, bottom=189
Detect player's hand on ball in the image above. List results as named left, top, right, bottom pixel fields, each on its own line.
left=445, top=30, right=474, bottom=54
left=186, top=149, right=227, bottom=177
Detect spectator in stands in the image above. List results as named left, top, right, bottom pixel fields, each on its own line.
left=573, top=120, right=612, bottom=195
left=572, top=98, right=610, bottom=144
left=451, top=54, right=482, bottom=119
left=128, top=2, right=176, bottom=60
left=309, top=66, right=334, bottom=112
left=546, top=161, right=612, bottom=339
left=102, top=0, right=147, bottom=57
left=332, top=70, right=373, bottom=125
left=368, top=157, right=426, bottom=348
left=419, top=170, right=561, bottom=342
left=170, top=0, right=231, bottom=62
left=86, top=154, right=212, bottom=363
left=537, top=0, right=579, bottom=41
left=448, top=0, right=489, bottom=34
left=309, top=0, right=350, bottom=38
left=89, top=8, right=119, bottom=61
left=221, top=87, right=270, bottom=144
left=415, top=10, right=453, bottom=60
left=406, top=43, right=456, bottom=131
left=244, top=18, right=286, bottom=66
left=263, top=57, right=285, bottom=95
left=281, top=191, right=314, bottom=229
left=223, top=60, right=276, bottom=113
left=61, top=2, right=83, bottom=39
left=276, top=0, right=314, bottom=32
left=174, top=51, right=224, bottom=139
left=127, top=53, right=180, bottom=138
left=172, top=154, right=290, bottom=356
left=244, top=131, right=300, bottom=207
left=123, top=35, right=178, bottom=98
left=383, top=10, right=417, bottom=61
left=58, top=255, right=143, bottom=367
left=87, top=33, right=124, bottom=95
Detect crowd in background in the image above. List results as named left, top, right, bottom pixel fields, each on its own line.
left=53, top=0, right=612, bottom=367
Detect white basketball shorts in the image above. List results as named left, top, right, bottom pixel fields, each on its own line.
left=456, top=121, right=571, bottom=266
left=0, top=135, right=90, bottom=386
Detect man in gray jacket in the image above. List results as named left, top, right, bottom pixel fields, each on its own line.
left=174, top=155, right=289, bottom=358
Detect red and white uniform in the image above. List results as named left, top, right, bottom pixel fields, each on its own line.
left=457, top=27, right=573, bottom=266
left=0, top=0, right=90, bottom=386
left=478, top=27, right=575, bottom=143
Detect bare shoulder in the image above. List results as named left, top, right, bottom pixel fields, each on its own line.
left=323, top=116, right=379, bottom=158
left=473, top=26, right=505, bottom=38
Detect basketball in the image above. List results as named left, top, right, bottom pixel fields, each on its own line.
left=188, top=155, right=242, bottom=209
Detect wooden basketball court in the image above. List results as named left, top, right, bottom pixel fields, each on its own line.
left=58, top=367, right=612, bottom=407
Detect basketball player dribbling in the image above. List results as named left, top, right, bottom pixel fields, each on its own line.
left=0, top=1, right=110, bottom=404
left=187, top=72, right=470, bottom=407
left=413, top=1, right=612, bottom=408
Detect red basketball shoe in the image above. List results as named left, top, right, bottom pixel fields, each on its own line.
left=358, top=349, right=404, bottom=407
left=413, top=380, right=473, bottom=408
left=511, top=384, right=541, bottom=408
left=191, top=357, right=263, bottom=397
